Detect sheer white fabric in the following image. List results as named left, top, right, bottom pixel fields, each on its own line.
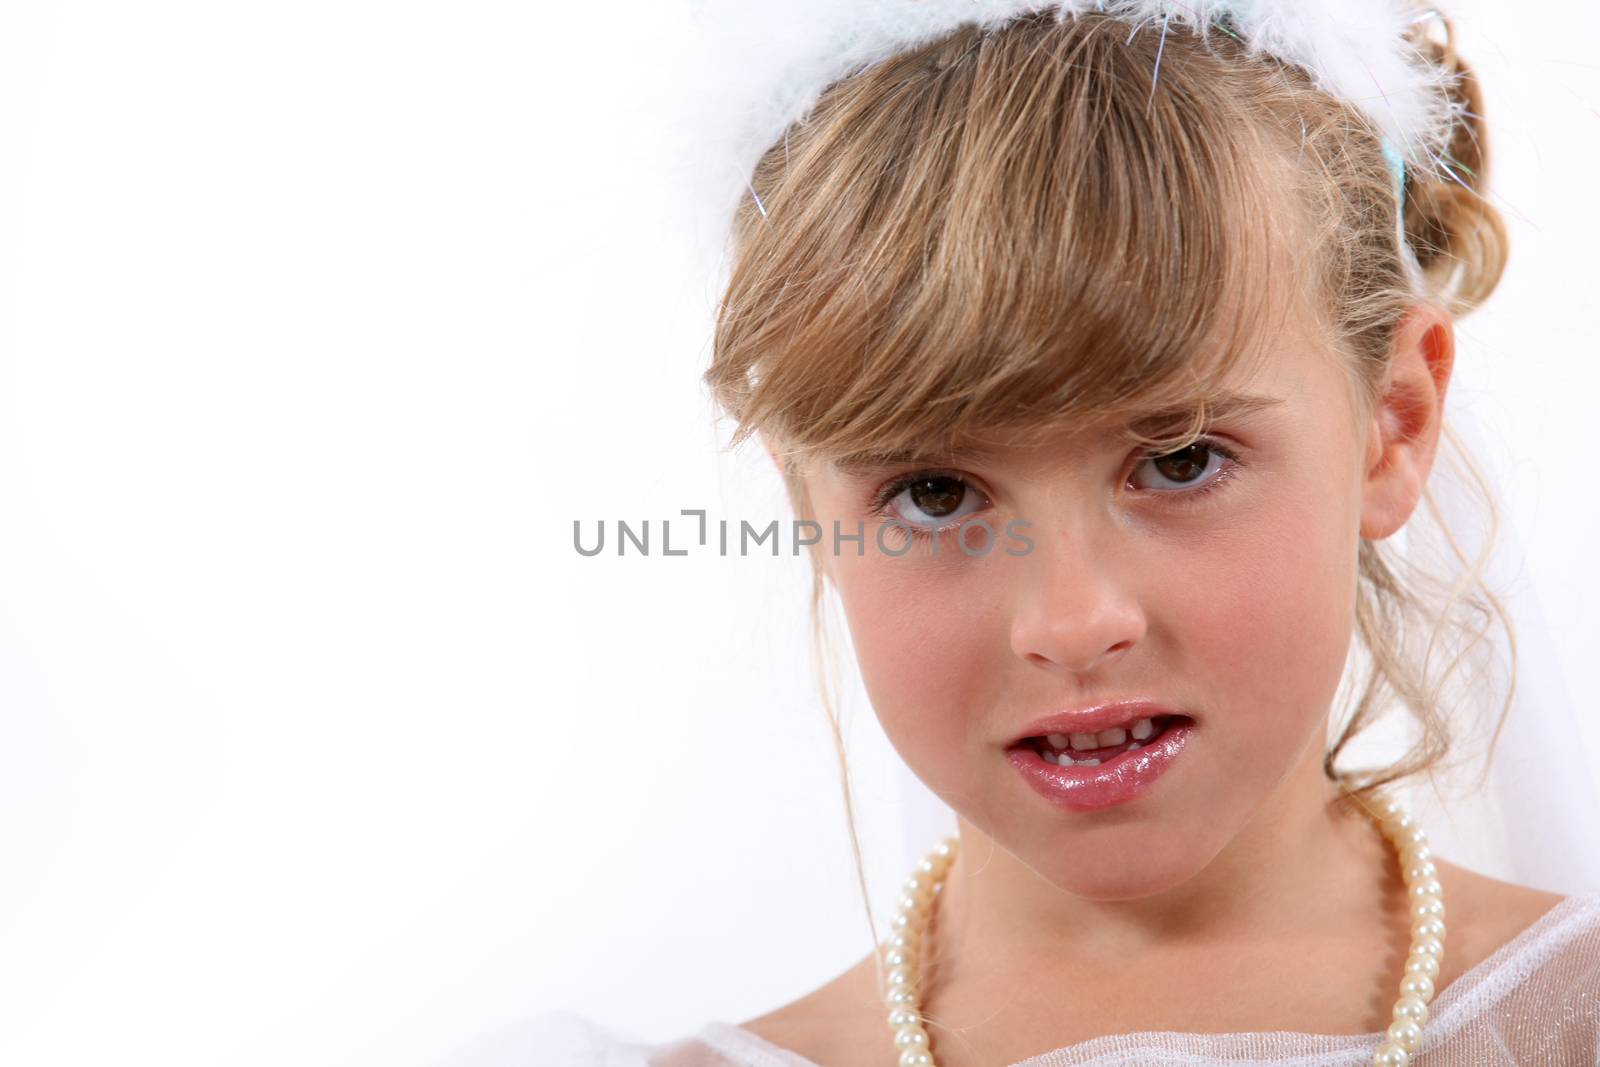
left=516, top=891, right=1600, bottom=1066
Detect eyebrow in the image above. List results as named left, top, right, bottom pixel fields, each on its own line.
left=830, top=391, right=1287, bottom=474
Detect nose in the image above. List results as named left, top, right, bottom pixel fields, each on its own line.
left=1008, top=527, right=1147, bottom=676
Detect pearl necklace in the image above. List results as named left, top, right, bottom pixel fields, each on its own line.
left=881, top=792, right=1446, bottom=1067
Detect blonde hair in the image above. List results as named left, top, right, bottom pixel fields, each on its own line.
left=703, top=6, right=1514, bottom=940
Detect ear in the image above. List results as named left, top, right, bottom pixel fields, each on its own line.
left=1359, top=304, right=1456, bottom=540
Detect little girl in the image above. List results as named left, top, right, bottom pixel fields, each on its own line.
left=539, top=2, right=1600, bottom=1064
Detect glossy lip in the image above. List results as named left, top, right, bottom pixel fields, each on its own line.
left=1007, top=719, right=1194, bottom=812
left=1008, top=699, right=1195, bottom=745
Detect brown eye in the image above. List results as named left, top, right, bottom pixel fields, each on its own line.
left=876, top=472, right=986, bottom=531
left=905, top=476, right=965, bottom=518
left=1152, top=445, right=1211, bottom=485
left=1130, top=440, right=1240, bottom=496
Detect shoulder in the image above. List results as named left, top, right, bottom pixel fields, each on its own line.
left=1428, top=858, right=1570, bottom=952
left=1428, top=861, right=1600, bottom=995
left=737, top=949, right=885, bottom=1067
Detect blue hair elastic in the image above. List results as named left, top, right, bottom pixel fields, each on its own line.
left=1380, top=135, right=1407, bottom=203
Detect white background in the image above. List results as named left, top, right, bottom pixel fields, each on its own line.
left=0, top=2, right=1596, bottom=1064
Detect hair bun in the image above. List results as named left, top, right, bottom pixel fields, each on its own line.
left=1401, top=11, right=1508, bottom=316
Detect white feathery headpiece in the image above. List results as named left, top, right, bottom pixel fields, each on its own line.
left=674, top=0, right=1462, bottom=289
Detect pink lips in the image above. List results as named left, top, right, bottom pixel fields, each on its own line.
left=1006, top=718, right=1194, bottom=812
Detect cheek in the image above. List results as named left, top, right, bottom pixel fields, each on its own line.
left=1182, top=481, right=1361, bottom=760
left=830, top=550, right=999, bottom=789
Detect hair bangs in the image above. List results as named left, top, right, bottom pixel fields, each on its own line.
left=709, top=12, right=1304, bottom=473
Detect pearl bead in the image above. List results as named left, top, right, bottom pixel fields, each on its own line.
left=887, top=967, right=913, bottom=988
left=887, top=1008, right=919, bottom=1028
left=1406, top=859, right=1437, bottom=882
left=899, top=1052, right=933, bottom=1067
left=888, top=932, right=917, bottom=952
left=887, top=988, right=917, bottom=1007
left=1386, top=1017, right=1423, bottom=1052
left=1393, top=994, right=1429, bottom=1026
left=1410, top=935, right=1443, bottom=959
left=1399, top=973, right=1435, bottom=1001
left=1408, top=878, right=1443, bottom=901
left=898, top=894, right=927, bottom=916
left=894, top=1027, right=930, bottom=1048
left=1405, top=953, right=1440, bottom=981
left=1411, top=896, right=1445, bottom=923
left=916, top=858, right=937, bottom=876
left=1371, top=1041, right=1409, bottom=1066
left=885, top=949, right=913, bottom=968
left=1403, top=843, right=1433, bottom=867
left=1413, top=917, right=1447, bottom=942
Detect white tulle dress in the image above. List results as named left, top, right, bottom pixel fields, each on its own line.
left=504, top=891, right=1600, bottom=1066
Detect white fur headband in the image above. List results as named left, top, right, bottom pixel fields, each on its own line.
left=677, top=0, right=1463, bottom=285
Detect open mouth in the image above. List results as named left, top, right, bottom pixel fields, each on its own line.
left=1011, top=714, right=1192, bottom=767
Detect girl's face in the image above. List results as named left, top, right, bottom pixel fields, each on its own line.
left=795, top=311, right=1443, bottom=899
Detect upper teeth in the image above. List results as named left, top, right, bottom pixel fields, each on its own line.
left=1044, top=717, right=1160, bottom=753
left=1036, top=713, right=1164, bottom=764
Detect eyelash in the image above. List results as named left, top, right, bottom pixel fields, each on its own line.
left=865, top=438, right=1245, bottom=543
